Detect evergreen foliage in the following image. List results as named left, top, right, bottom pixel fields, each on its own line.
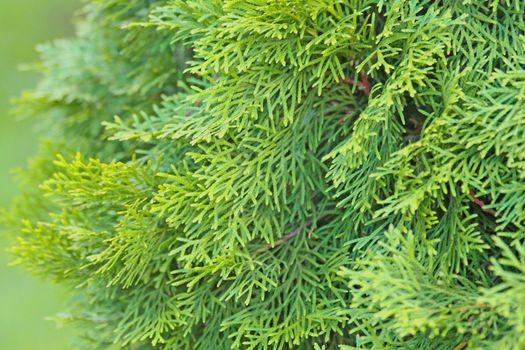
left=3, top=1, right=525, bottom=349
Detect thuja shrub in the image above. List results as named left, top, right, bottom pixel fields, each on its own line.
left=4, top=0, right=525, bottom=349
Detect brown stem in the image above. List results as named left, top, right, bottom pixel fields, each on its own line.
left=469, top=190, right=497, bottom=217
left=257, top=214, right=328, bottom=252
left=339, top=72, right=371, bottom=97
left=339, top=77, right=360, bottom=86
left=359, top=71, right=371, bottom=96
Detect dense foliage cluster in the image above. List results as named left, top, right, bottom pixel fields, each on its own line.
left=3, top=0, right=525, bottom=349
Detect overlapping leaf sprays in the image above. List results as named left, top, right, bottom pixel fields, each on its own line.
left=4, top=1, right=525, bottom=349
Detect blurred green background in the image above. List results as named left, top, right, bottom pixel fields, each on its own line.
left=0, top=0, right=78, bottom=349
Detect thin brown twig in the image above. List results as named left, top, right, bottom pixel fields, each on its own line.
left=469, top=190, right=497, bottom=217
left=339, top=77, right=360, bottom=86
left=359, top=71, right=371, bottom=96
left=257, top=214, right=328, bottom=253
left=339, top=72, right=371, bottom=96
